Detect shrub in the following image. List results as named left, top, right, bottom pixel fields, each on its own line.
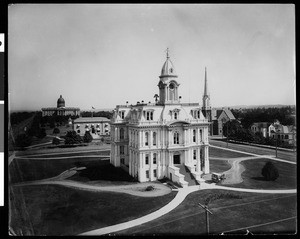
left=145, top=185, right=155, bottom=191
left=52, top=137, right=60, bottom=145
left=53, top=127, right=60, bottom=134
left=65, top=131, right=83, bottom=145
left=15, top=134, right=33, bottom=148
left=261, top=161, right=279, bottom=181
left=83, top=131, right=93, bottom=143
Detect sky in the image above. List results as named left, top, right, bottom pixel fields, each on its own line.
left=8, top=4, right=295, bottom=112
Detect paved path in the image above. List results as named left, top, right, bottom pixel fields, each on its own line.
left=79, top=185, right=201, bottom=235
left=78, top=181, right=296, bottom=235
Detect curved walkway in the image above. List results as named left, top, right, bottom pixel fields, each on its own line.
left=78, top=181, right=296, bottom=235
left=12, top=179, right=172, bottom=198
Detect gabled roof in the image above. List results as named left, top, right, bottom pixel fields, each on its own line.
left=213, top=109, right=236, bottom=121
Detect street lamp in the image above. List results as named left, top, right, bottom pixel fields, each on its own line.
left=198, top=203, right=213, bottom=235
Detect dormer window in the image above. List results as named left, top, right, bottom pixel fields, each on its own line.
left=174, top=112, right=178, bottom=120
left=144, top=110, right=154, bottom=121
left=170, top=108, right=180, bottom=120
left=191, top=109, right=201, bottom=119
left=119, top=111, right=125, bottom=119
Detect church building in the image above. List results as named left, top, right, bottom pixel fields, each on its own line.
left=42, top=95, right=80, bottom=117
left=110, top=51, right=210, bottom=187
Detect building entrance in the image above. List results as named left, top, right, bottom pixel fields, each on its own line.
left=173, top=154, right=180, bottom=164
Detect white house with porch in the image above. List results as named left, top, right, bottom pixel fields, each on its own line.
left=110, top=50, right=210, bottom=187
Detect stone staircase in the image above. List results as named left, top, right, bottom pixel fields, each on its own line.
left=178, top=165, right=199, bottom=186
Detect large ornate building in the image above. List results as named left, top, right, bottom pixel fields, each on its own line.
left=42, top=95, right=80, bottom=117
left=110, top=51, right=210, bottom=187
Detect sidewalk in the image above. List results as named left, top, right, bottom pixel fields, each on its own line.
left=79, top=185, right=200, bottom=235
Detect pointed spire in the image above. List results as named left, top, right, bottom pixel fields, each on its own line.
left=204, top=67, right=208, bottom=96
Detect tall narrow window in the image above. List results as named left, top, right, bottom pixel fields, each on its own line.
left=199, top=129, right=202, bottom=142
left=193, top=150, right=197, bottom=160
left=145, top=155, right=149, bottom=165
left=153, top=153, right=157, bottom=164
left=153, top=169, right=157, bottom=177
left=146, top=170, right=149, bottom=178
left=174, top=112, right=178, bottom=120
left=145, top=132, right=149, bottom=146
left=150, top=111, right=153, bottom=120
left=120, top=128, right=124, bottom=140
left=193, top=129, right=196, bottom=142
left=153, top=132, right=156, bottom=146
left=120, top=145, right=124, bottom=155
left=174, top=132, right=179, bottom=144
left=197, top=110, right=200, bottom=118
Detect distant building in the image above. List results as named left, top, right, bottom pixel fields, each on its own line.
left=250, top=122, right=271, bottom=137
left=110, top=51, right=210, bottom=186
left=201, top=69, right=236, bottom=136
left=73, top=117, right=110, bottom=138
left=268, top=121, right=296, bottom=145
left=42, top=95, right=80, bottom=117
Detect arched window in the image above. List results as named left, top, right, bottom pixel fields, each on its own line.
left=153, top=132, right=156, bottom=146
left=145, top=132, right=149, bottom=146
left=173, top=132, right=179, bottom=144
left=193, top=129, right=196, bottom=142
left=120, top=128, right=124, bottom=140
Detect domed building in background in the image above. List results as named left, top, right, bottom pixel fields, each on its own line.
left=110, top=50, right=210, bottom=187
left=41, top=95, right=80, bottom=117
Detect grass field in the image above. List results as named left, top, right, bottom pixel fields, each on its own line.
left=9, top=185, right=177, bottom=236
left=224, top=158, right=297, bottom=190
left=9, top=156, right=110, bottom=184
left=116, top=189, right=297, bottom=235
left=209, top=159, right=231, bottom=173
left=209, top=146, right=250, bottom=158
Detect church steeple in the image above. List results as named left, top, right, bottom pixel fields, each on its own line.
left=202, top=67, right=210, bottom=110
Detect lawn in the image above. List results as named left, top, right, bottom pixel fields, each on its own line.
left=9, top=184, right=177, bottom=236
left=116, top=189, right=297, bottom=235
left=209, top=147, right=250, bottom=158
left=9, top=156, right=110, bottom=184
left=224, top=158, right=297, bottom=190
left=209, top=159, right=231, bottom=174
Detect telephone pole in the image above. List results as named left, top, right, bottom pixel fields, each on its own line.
left=198, top=203, right=213, bottom=235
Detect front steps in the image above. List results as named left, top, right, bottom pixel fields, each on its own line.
left=177, top=165, right=200, bottom=186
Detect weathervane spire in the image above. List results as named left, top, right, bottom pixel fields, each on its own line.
left=166, top=48, right=170, bottom=59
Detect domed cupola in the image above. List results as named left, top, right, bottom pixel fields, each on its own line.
left=160, top=49, right=177, bottom=78
left=158, top=49, right=180, bottom=105
left=57, top=95, right=65, bottom=108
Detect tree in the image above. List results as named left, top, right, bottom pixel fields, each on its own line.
left=37, top=128, right=47, bottom=139
left=15, top=133, right=33, bottom=148
left=64, top=131, right=83, bottom=145
left=83, top=131, right=93, bottom=143
left=261, top=161, right=279, bottom=181
left=53, top=127, right=60, bottom=134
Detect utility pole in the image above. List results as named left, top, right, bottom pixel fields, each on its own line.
left=226, top=120, right=229, bottom=148
left=198, top=203, right=213, bottom=235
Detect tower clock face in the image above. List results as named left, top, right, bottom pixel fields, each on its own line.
left=169, top=83, right=174, bottom=89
